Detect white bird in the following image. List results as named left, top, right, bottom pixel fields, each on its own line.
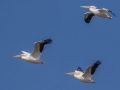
left=13, top=39, right=52, bottom=64
left=80, top=5, right=116, bottom=23
left=66, top=60, right=101, bottom=83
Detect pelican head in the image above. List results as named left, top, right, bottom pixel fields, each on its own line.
left=13, top=54, right=25, bottom=58
left=65, top=72, right=77, bottom=75
left=80, top=5, right=97, bottom=9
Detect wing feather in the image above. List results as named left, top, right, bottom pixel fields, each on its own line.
left=99, top=8, right=116, bottom=17
left=30, top=39, right=52, bottom=59
left=76, top=66, right=84, bottom=72
left=82, top=60, right=101, bottom=79
left=84, top=12, right=94, bottom=23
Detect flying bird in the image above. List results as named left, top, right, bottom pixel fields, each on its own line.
left=13, top=39, right=52, bottom=64
left=80, top=5, right=116, bottom=23
left=66, top=60, right=101, bottom=83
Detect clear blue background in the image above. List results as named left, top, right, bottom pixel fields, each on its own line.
left=0, top=0, right=120, bottom=90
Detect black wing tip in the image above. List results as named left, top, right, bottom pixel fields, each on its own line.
left=76, top=66, right=83, bottom=71
left=108, top=10, right=116, bottom=17
left=85, top=21, right=90, bottom=23
left=44, top=38, right=52, bottom=44
left=85, top=19, right=90, bottom=23
left=95, top=60, right=101, bottom=65
left=84, top=13, right=94, bottom=23
left=77, top=66, right=80, bottom=69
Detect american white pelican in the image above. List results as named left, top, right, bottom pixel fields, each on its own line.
left=66, top=60, right=101, bottom=83
left=80, top=5, right=116, bottom=23
left=13, top=39, right=52, bottom=64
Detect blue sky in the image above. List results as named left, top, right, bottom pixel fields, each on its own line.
left=0, top=0, right=120, bottom=90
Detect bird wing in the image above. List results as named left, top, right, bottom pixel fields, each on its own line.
left=76, top=66, right=84, bottom=73
left=30, top=39, right=52, bottom=60
left=82, top=60, right=101, bottom=79
left=75, top=66, right=84, bottom=75
left=99, top=8, right=116, bottom=17
left=98, top=9, right=108, bottom=13
left=84, top=12, right=95, bottom=23
left=108, top=10, right=116, bottom=17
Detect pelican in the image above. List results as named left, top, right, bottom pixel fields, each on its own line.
left=13, top=39, right=52, bottom=64
left=66, top=60, right=101, bottom=83
left=80, top=5, right=116, bottom=23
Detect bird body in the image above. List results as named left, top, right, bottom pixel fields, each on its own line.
left=73, top=70, right=93, bottom=83
left=66, top=60, right=101, bottom=83
left=89, top=8, right=104, bottom=16
left=13, top=39, right=52, bottom=64
left=20, top=52, right=42, bottom=64
left=89, top=8, right=110, bottom=18
left=80, top=5, right=116, bottom=23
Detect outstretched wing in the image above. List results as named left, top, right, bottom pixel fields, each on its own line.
left=99, top=8, right=116, bottom=17
left=84, top=12, right=95, bottom=23
left=82, top=60, right=101, bottom=79
left=30, top=39, right=52, bottom=60
left=108, top=10, right=116, bottom=17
